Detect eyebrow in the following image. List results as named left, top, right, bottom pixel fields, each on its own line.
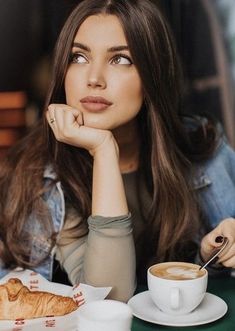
left=72, top=42, right=129, bottom=52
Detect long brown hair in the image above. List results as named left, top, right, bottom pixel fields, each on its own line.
left=0, top=0, right=218, bottom=268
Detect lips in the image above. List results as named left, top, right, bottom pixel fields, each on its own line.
left=80, top=96, right=113, bottom=112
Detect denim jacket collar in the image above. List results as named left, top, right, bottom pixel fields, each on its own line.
left=190, top=168, right=212, bottom=190
left=43, top=164, right=57, bottom=180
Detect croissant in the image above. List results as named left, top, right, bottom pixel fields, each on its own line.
left=0, top=278, right=78, bottom=320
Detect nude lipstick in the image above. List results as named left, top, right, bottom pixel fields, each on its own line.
left=80, top=96, right=113, bottom=112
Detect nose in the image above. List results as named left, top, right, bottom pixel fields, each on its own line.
left=87, top=62, right=106, bottom=89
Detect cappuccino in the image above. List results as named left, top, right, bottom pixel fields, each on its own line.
left=150, top=262, right=205, bottom=280
left=148, top=262, right=208, bottom=315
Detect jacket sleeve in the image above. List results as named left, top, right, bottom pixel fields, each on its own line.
left=196, top=139, right=235, bottom=228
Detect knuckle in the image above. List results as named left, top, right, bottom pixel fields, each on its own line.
left=48, top=104, right=56, bottom=111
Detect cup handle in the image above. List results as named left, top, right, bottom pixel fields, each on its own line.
left=170, top=287, right=180, bottom=309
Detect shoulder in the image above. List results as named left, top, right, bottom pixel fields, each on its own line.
left=192, top=137, right=235, bottom=227
left=192, top=134, right=235, bottom=188
left=202, top=137, right=235, bottom=175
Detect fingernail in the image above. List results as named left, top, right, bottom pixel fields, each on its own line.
left=215, top=236, right=223, bottom=243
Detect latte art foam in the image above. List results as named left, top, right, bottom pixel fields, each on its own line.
left=166, top=267, right=199, bottom=279
left=150, top=262, right=206, bottom=280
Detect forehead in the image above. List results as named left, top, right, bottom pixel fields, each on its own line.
left=73, top=14, right=127, bottom=46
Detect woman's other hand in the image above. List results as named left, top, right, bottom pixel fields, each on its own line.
left=200, top=218, right=235, bottom=268
left=47, top=104, right=118, bottom=157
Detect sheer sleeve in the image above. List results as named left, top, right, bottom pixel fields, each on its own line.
left=55, top=207, right=136, bottom=302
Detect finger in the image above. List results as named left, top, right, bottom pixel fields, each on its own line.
left=47, top=105, right=56, bottom=124
left=47, top=106, right=65, bottom=140
left=70, top=108, right=84, bottom=125
left=211, top=234, right=228, bottom=249
left=49, top=104, right=83, bottom=128
left=219, top=254, right=235, bottom=268
left=201, top=232, right=221, bottom=254
left=200, top=233, right=227, bottom=262
left=76, top=111, right=84, bottom=126
left=64, top=107, right=84, bottom=127
left=51, top=106, right=67, bottom=130
left=204, top=229, right=231, bottom=250
left=48, top=103, right=80, bottom=117
left=46, top=110, right=56, bottom=128
left=218, top=243, right=235, bottom=263
left=216, top=218, right=235, bottom=240
left=63, top=107, right=81, bottom=129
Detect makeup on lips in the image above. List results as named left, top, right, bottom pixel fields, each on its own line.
left=80, top=96, right=113, bottom=112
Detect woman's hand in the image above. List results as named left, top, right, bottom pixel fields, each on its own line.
left=200, top=218, right=235, bottom=268
left=46, top=104, right=118, bottom=157
left=47, top=103, right=128, bottom=216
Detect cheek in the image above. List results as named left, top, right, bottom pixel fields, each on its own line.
left=64, top=73, right=72, bottom=102
left=64, top=70, right=81, bottom=102
left=116, top=76, right=143, bottom=111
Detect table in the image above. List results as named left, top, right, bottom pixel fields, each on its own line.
left=131, top=276, right=235, bottom=331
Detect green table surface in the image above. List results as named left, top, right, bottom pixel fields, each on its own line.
left=131, top=277, right=235, bottom=331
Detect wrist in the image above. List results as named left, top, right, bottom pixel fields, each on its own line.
left=90, top=133, right=119, bottom=159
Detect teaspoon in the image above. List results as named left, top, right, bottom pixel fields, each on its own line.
left=199, top=237, right=229, bottom=270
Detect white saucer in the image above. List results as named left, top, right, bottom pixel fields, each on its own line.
left=128, top=291, right=228, bottom=327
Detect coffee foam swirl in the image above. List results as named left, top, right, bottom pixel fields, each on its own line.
left=150, top=262, right=205, bottom=280
left=166, top=267, right=199, bottom=279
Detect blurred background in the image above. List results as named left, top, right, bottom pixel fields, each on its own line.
left=0, top=0, right=235, bottom=158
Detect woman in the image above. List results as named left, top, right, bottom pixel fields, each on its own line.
left=0, top=0, right=235, bottom=302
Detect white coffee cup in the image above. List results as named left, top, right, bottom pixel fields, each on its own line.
left=147, top=261, right=208, bottom=315
left=77, top=299, right=133, bottom=331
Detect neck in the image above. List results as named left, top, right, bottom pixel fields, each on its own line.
left=112, top=119, right=140, bottom=174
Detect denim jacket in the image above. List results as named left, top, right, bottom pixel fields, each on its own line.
left=0, top=138, right=235, bottom=280
left=0, top=166, right=65, bottom=280
left=193, top=140, right=235, bottom=226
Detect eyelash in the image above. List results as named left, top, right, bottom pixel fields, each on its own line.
left=70, top=52, right=87, bottom=63
left=69, top=52, right=133, bottom=65
left=110, top=53, right=133, bottom=65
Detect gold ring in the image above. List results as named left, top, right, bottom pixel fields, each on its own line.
left=50, top=118, right=56, bottom=124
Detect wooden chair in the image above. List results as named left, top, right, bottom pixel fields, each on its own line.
left=0, top=91, right=27, bottom=158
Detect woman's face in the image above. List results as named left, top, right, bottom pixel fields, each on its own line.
left=65, top=14, right=143, bottom=130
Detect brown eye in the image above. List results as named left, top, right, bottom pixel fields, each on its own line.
left=71, top=53, right=88, bottom=64
left=111, top=55, right=132, bottom=65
